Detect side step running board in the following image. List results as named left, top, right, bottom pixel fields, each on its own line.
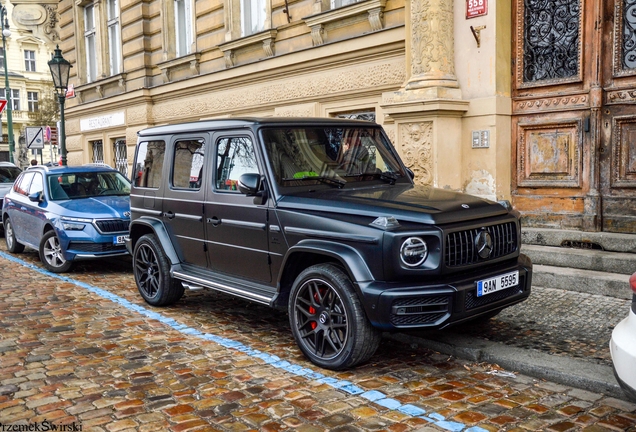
left=173, top=270, right=275, bottom=306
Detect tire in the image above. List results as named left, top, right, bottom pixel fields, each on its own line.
left=289, top=263, right=381, bottom=370
left=5, top=218, right=25, bottom=253
left=39, top=230, right=73, bottom=273
left=133, top=234, right=184, bottom=306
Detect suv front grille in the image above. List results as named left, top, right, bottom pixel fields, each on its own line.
left=390, top=295, right=451, bottom=326
left=94, top=219, right=130, bottom=234
left=445, top=222, right=517, bottom=267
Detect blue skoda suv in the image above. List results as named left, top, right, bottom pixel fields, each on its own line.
left=2, top=164, right=131, bottom=272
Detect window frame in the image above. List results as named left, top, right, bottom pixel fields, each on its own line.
left=24, top=50, right=36, bottom=72
left=106, top=0, right=122, bottom=75
left=27, top=91, right=39, bottom=112
left=84, top=3, right=98, bottom=82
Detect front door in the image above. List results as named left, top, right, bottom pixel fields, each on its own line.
left=512, top=0, right=636, bottom=233
left=205, top=133, right=271, bottom=284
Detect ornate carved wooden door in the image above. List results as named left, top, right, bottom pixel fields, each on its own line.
left=512, top=0, right=636, bottom=233
left=512, top=0, right=598, bottom=231
left=599, top=0, right=636, bottom=233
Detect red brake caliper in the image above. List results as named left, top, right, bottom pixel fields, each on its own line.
left=308, top=288, right=324, bottom=330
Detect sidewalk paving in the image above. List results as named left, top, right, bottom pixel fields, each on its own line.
left=0, top=245, right=635, bottom=431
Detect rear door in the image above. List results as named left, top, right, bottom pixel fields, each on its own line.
left=6, top=171, right=35, bottom=244
left=161, top=136, right=208, bottom=268
left=204, top=132, right=271, bottom=284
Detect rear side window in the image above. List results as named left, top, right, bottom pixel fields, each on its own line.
left=133, top=140, right=165, bottom=188
left=172, top=139, right=205, bottom=190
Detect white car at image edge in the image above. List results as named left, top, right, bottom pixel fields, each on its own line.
left=610, top=272, right=636, bottom=402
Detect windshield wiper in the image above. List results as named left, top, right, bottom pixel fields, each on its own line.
left=283, top=176, right=346, bottom=188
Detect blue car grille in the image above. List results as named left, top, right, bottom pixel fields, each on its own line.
left=68, top=242, right=127, bottom=253
left=94, top=219, right=129, bottom=234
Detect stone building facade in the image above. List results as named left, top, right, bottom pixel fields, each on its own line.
left=50, top=0, right=511, bottom=203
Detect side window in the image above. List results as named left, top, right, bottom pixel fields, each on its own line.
left=172, top=139, right=205, bottom=189
left=14, top=172, right=35, bottom=196
left=133, top=140, right=166, bottom=188
left=28, top=173, right=43, bottom=196
left=215, top=137, right=258, bottom=191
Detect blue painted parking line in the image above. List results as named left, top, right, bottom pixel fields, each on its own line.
left=0, top=251, right=488, bottom=432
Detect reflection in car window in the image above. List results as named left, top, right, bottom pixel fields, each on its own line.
left=172, top=139, right=205, bottom=190
left=261, top=127, right=404, bottom=187
left=29, top=173, right=44, bottom=196
left=0, top=166, right=21, bottom=184
left=133, top=140, right=165, bottom=188
left=48, top=171, right=131, bottom=201
left=14, top=172, right=35, bottom=196
left=215, top=137, right=258, bottom=192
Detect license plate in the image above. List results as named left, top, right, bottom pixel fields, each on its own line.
left=476, top=271, right=519, bottom=297
left=113, top=235, right=127, bottom=245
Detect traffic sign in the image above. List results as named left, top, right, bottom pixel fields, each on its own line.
left=26, top=127, right=45, bottom=149
left=0, top=99, right=7, bottom=114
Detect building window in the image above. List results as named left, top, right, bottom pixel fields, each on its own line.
left=114, top=139, right=128, bottom=176
left=0, top=89, right=4, bottom=99
left=107, top=0, right=122, bottom=75
left=92, top=140, right=104, bottom=163
left=84, top=4, right=97, bottom=82
left=240, top=0, right=267, bottom=37
left=11, top=89, right=19, bottom=111
left=24, top=50, right=36, bottom=72
left=0, top=48, right=5, bottom=69
left=331, top=0, right=359, bottom=8
left=174, top=0, right=193, bottom=56
left=27, top=92, right=38, bottom=112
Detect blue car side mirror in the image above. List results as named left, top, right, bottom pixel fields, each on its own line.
left=28, top=191, right=43, bottom=203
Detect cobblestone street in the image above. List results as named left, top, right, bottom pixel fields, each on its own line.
left=0, top=245, right=635, bottom=432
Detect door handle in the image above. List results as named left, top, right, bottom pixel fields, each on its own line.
left=208, top=217, right=221, bottom=226
left=164, top=211, right=175, bottom=219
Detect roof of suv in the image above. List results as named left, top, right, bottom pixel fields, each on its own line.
left=137, top=117, right=378, bottom=137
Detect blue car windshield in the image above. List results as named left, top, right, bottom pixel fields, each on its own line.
left=260, top=127, right=406, bottom=188
left=47, top=171, right=131, bottom=200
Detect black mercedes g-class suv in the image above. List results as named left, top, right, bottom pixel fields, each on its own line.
left=127, top=117, right=532, bottom=370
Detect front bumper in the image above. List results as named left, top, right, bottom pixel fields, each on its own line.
left=610, top=305, right=636, bottom=402
left=359, top=253, right=533, bottom=331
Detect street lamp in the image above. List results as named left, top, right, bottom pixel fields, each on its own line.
left=48, top=45, right=71, bottom=166
left=1, top=6, right=14, bottom=164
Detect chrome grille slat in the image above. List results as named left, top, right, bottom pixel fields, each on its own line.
left=445, top=221, right=517, bottom=267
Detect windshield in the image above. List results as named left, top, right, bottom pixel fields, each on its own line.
left=47, top=171, right=131, bottom=200
left=0, top=166, right=21, bottom=184
left=261, top=127, right=406, bottom=188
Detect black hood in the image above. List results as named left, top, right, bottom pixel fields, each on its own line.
left=276, top=184, right=508, bottom=225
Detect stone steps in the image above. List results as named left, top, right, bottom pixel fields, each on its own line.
left=521, top=228, right=636, bottom=300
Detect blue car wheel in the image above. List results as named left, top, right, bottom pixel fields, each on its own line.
left=40, top=230, right=73, bottom=273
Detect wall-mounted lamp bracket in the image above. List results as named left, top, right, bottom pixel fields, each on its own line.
left=470, top=25, right=486, bottom=48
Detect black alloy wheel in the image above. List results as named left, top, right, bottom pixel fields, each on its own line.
left=133, top=234, right=184, bottom=306
left=289, top=263, right=380, bottom=370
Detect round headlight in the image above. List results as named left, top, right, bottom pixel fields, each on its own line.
left=400, top=237, right=428, bottom=267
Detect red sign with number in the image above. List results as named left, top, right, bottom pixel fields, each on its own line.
left=467, top=0, right=487, bottom=18
left=0, top=99, right=7, bottom=114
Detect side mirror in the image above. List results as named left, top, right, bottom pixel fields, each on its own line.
left=238, top=173, right=261, bottom=196
left=406, top=167, right=415, bottom=180
left=28, top=191, right=43, bottom=203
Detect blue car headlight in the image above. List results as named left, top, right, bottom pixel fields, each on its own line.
left=61, top=216, right=92, bottom=231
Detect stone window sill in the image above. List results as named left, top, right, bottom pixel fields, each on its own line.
left=303, top=0, right=387, bottom=45
left=218, top=30, right=278, bottom=68
left=157, top=53, right=201, bottom=83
